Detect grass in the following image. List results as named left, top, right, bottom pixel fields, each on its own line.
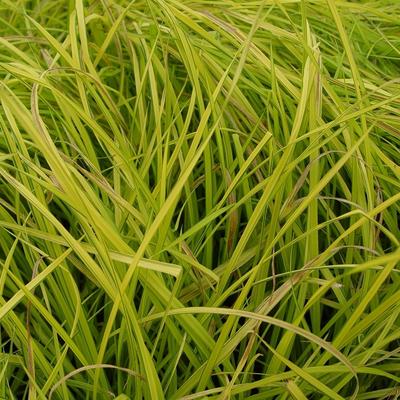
left=0, top=0, right=399, bottom=398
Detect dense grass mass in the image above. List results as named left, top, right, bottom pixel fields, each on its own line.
left=0, top=0, right=399, bottom=398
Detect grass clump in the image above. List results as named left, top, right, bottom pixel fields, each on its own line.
left=0, top=0, right=399, bottom=398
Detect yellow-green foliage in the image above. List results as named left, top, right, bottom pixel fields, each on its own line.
left=0, top=0, right=399, bottom=398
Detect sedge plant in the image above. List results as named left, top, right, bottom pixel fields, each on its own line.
left=0, top=0, right=399, bottom=399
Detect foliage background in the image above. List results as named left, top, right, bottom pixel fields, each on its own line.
left=0, top=0, right=399, bottom=398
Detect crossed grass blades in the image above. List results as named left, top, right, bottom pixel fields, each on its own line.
left=0, top=0, right=399, bottom=399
